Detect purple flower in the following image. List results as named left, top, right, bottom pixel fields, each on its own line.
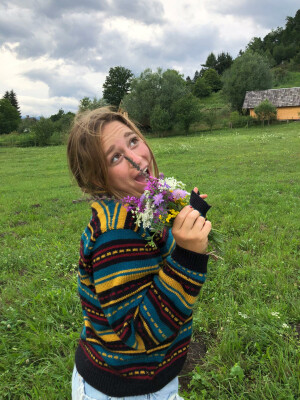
left=171, top=189, right=188, bottom=200
left=153, top=193, right=164, bottom=206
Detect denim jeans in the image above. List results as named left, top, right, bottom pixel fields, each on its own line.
left=72, top=365, right=184, bottom=400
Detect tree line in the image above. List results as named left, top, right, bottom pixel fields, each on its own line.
left=1, top=10, right=298, bottom=140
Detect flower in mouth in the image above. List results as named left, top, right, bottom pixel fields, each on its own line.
left=125, top=156, right=150, bottom=180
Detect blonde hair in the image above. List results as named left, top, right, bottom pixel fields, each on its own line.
left=67, top=107, right=159, bottom=199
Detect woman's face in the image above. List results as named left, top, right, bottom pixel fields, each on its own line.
left=101, top=120, right=153, bottom=197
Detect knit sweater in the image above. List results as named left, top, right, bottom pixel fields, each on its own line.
left=75, top=198, right=209, bottom=397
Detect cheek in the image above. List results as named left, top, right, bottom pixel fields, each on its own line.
left=107, top=165, right=127, bottom=184
left=140, top=143, right=151, bottom=159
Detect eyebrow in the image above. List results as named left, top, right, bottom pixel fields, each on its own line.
left=105, top=131, right=136, bottom=157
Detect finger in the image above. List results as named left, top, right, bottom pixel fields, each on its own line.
left=196, top=219, right=212, bottom=236
left=180, top=209, right=201, bottom=231
left=172, top=206, right=194, bottom=231
left=193, top=215, right=206, bottom=231
left=193, top=187, right=208, bottom=199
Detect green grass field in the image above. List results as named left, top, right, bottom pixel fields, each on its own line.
left=0, top=123, right=299, bottom=399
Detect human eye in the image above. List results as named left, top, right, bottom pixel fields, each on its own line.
left=129, top=136, right=139, bottom=148
left=111, top=153, right=122, bottom=164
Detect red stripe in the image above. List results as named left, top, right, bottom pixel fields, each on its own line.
left=94, top=242, right=146, bottom=257
left=93, top=251, right=150, bottom=267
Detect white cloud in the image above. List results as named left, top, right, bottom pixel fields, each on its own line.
left=0, top=0, right=299, bottom=117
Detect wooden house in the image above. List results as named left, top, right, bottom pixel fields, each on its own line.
left=243, top=87, right=300, bottom=120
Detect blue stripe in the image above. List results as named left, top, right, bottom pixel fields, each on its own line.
left=142, top=297, right=174, bottom=340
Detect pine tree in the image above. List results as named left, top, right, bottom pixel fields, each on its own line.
left=2, top=90, right=21, bottom=118
left=3, top=91, right=10, bottom=101
left=9, top=90, right=21, bottom=117
left=202, top=52, right=217, bottom=69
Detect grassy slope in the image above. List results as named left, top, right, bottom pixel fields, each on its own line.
left=273, top=70, right=300, bottom=89
left=196, top=71, right=300, bottom=110
left=0, top=123, right=299, bottom=399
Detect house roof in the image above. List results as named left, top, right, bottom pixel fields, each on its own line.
left=243, top=87, right=300, bottom=109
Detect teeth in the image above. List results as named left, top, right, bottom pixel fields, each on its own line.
left=139, top=167, right=148, bottom=174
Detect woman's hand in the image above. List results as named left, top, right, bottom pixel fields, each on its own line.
left=171, top=188, right=212, bottom=254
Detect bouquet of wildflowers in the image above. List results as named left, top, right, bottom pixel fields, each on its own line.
left=122, top=166, right=223, bottom=256
left=123, top=174, right=189, bottom=237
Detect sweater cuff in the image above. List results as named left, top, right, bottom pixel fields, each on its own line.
left=189, top=191, right=211, bottom=218
left=171, top=245, right=209, bottom=273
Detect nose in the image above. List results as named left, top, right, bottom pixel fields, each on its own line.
left=125, top=150, right=142, bottom=168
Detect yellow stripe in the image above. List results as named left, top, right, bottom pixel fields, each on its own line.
left=135, top=332, right=146, bottom=351
left=86, top=337, right=101, bottom=345
left=78, top=270, right=89, bottom=279
left=85, top=319, right=145, bottom=350
left=92, top=201, right=110, bottom=232
left=84, top=319, right=120, bottom=342
left=99, top=332, right=120, bottom=342
left=167, top=264, right=203, bottom=287
left=94, top=264, right=159, bottom=284
left=91, top=201, right=128, bottom=232
left=95, top=268, right=158, bottom=293
left=116, top=205, right=128, bottom=229
left=99, top=281, right=151, bottom=307
left=162, top=237, right=175, bottom=258
left=159, top=276, right=194, bottom=309
left=87, top=222, right=95, bottom=241
left=159, top=269, right=198, bottom=303
left=80, top=277, right=92, bottom=286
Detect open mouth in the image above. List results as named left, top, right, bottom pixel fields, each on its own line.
left=135, top=167, right=150, bottom=183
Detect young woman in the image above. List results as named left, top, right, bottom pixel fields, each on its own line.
left=67, top=108, right=211, bottom=400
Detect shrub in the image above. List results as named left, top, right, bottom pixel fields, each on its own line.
left=193, top=78, right=212, bottom=98
left=32, top=118, right=55, bottom=146
left=254, top=99, right=277, bottom=126
left=0, top=132, right=36, bottom=147
left=150, top=105, right=171, bottom=137
left=229, top=111, right=255, bottom=128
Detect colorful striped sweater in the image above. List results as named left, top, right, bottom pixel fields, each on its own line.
left=75, top=198, right=209, bottom=397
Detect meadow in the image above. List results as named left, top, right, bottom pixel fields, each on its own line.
left=0, top=122, right=299, bottom=399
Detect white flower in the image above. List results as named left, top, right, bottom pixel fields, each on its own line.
left=271, top=312, right=280, bottom=318
left=160, top=177, right=185, bottom=191
left=238, top=312, right=248, bottom=319
left=282, top=323, right=289, bottom=329
left=140, top=199, right=154, bottom=229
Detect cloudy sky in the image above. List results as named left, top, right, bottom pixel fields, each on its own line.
left=0, top=0, right=299, bottom=117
